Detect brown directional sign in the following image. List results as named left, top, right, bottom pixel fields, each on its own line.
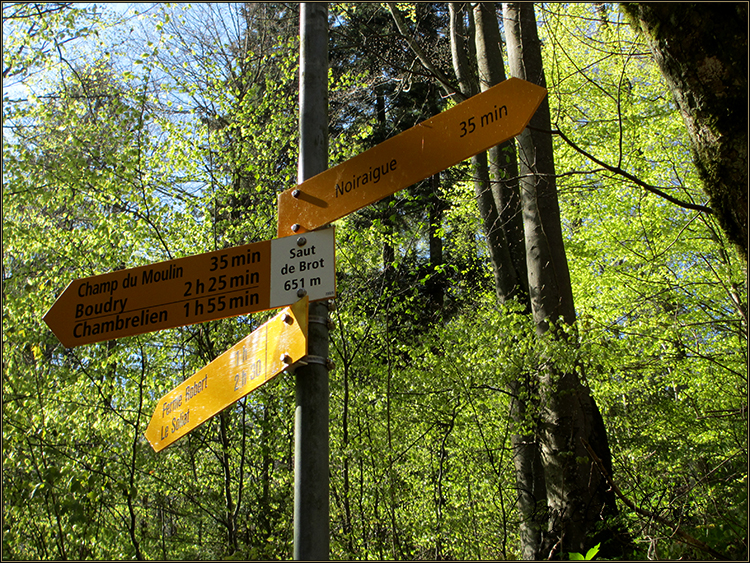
left=277, top=77, right=547, bottom=236
left=43, top=229, right=335, bottom=347
left=144, top=296, right=308, bottom=452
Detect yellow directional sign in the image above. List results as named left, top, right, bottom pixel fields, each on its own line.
left=144, top=296, right=309, bottom=452
left=277, top=77, right=547, bottom=236
left=43, top=229, right=335, bottom=347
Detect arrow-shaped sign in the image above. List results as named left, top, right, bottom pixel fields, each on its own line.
left=277, top=77, right=547, bottom=236
left=43, top=229, right=335, bottom=347
left=144, top=296, right=308, bottom=452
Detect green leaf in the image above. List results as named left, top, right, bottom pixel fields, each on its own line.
left=585, top=543, right=601, bottom=560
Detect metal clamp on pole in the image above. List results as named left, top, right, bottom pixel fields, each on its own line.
left=301, top=355, right=335, bottom=371
left=283, top=355, right=308, bottom=373
left=309, top=315, right=335, bottom=330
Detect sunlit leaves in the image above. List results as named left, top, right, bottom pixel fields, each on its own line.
left=537, top=5, right=746, bottom=558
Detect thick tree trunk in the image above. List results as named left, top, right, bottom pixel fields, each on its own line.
left=503, top=3, right=622, bottom=558
left=472, top=4, right=546, bottom=558
left=622, top=3, right=748, bottom=262
left=396, top=3, right=625, bottom=557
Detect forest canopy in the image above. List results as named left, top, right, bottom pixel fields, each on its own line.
left=2, top=2, right=747, bottom=560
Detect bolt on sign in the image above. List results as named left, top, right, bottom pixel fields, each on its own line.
left=144, top=296, right=309, bottom=452
left=277, top=77, right=547, bottom=236
left=43, top=228, right=335, bottom=348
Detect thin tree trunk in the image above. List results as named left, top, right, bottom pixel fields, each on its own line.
left=473, top=2, right=528, bottom=302
left=471, top=5, right=547, bottom=557
left=503, top=3, right=623, bottom=558
left=428, top=174, right=444, bottom=311
left=449, top=2, right=519, bottom=304
left=219, top=410, right=238, bottom=554
left=508, top=380, right=546, bottom=560
left=376, top=88, right=396, bottom=275
left=260, top=404, right=272, bottom=539
left=124, top=352, right=145, bottom=560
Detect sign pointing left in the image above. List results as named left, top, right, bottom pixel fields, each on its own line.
left=144, top=296, right=308, bottom=452
left=43, top=229, right=335, bottom=347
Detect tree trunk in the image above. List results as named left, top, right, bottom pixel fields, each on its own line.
left=396, top=3, right=626, bottom=557
left=219, top=410, right=238, bottom=554
left=508, top=378, right=547, bottom=560
left=473, top=2, right=528, bottom=302
left=457, top=5, right=547, bottom=555
left=622, top=3, right=748, bottom=262
left=502, top=2, right=574, bottom=332
left=375, top=87, right=396, bottom=275
left=503, top=3, right=622, bottom=558
left=449, top=2, right=519, bottom=304
left=428, top=173, right=445, bottom=311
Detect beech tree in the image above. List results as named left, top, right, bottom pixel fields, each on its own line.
left=503, top=3, right=622, bottom=557
left=391, top=2, right=624, bottom=556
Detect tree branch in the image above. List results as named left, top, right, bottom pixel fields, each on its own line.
left=540, top=126, right=714, bottom=215
left=581, top=437, right=729, bottom=560
left=386, top=3, right=466, bottom=102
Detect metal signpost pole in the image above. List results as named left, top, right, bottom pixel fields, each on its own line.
left=294, top=3, right=330, bottom=560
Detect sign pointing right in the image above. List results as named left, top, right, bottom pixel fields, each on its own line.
left=277, top=77, right=547, bottom=236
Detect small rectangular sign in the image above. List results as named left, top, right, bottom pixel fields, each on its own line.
left=270, top=227, right=335, bottom=308
left=277, top=77, right=547, bottom=236
left=43, top=229, right=335, bottom=347
left=144, top=296, right=308, bottom=452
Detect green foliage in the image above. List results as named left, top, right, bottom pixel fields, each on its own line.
left=541, top=4, right=747, bottom=559
left=570, top=542, right=601, bottom=560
